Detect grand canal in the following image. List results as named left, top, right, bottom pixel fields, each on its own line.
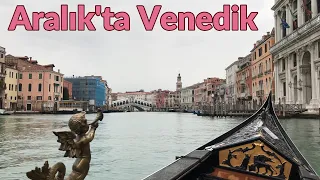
left=0, top=112, right=319, bottom=180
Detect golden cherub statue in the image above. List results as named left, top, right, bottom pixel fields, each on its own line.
left=26, top=108, right=104, bottom=180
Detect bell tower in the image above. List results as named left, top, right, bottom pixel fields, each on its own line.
left=176, top=73, right=182, bottom=91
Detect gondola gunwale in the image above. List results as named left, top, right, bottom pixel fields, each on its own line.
left=197, top=92, right=271, bottom=151
left=142, top=149, right=212, bottom=180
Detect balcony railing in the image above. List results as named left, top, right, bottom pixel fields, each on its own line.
left=256, top=90, right=264, bottom=97
left=264, top=69, right=272, bottom=75
left=271, top=14, right=320, bottom=53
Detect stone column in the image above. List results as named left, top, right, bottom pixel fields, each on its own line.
left=297, top=0, right=303, bottom=26
left=312, top=0, right=318, bottom=18
left=286, top=55, right=292, bottom=104
left=309, top=42, right=318, bottom=105
left=274, top=60, right=279, bottom=103
left=296, top=50, right=302, bottom=104
left=286, top=5, right=292, bottom=34
left=274, top=13, right=279, bottom=42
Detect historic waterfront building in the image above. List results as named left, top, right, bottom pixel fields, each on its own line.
left=0, top=46, right=6, bottom=109
left=225, top=61, right=239, bottom=104
left=5, top=55, right=64, bottom=111
left=270, top=0, right=320, bottom=111
left=65, top=76, right=106, bottom=107
left=236, top=55, right=252, bottom=109
left=251, top=30, right=275, bottom=106
left=4, top=64, right=18, bottom=110
left=180, top=84, right=200, bottom=110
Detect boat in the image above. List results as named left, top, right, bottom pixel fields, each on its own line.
left=143, top=92, right=320, bottom=180
left=0, top=109, right=12, bottom=115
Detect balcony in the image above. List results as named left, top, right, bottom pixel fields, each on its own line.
left=264, top=69, right=272, bottom=75
left=270, top=14, right=320, bottom=54
left=256, top=90, right=264, bottom=97
left=239, top=79, right=245, bottom=85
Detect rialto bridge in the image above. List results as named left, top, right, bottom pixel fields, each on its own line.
left=111, top=98, right=155, bottom=111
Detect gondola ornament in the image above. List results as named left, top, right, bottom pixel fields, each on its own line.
left=26, top=109, right=104, bottom=180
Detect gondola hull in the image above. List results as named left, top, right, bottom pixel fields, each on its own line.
left=143, top=93, right=320, bottom=180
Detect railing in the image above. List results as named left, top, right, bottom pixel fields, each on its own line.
left=256, top=90, right=264, bottom=97
left=271, top=14, right=320, bottom=53
left=264, top=69, right=272, bottom=75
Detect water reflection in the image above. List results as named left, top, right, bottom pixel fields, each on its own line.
left=0, top=113, right=319, bottom=180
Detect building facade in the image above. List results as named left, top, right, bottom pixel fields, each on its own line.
left=65, top=76, right=106, bottom=107
left=63, top=80, right=73, bottom=100
left=4, top=64, right=18, bottom=110
left=270, top=0, right=320, bottom=111
left=236, top=55, right=252, bottom=109
left=0, top=46, right=6, bottom=109
left=225, top=61, right=239, bottom=104
left=5, top=55, right=64, bottom=111
left=251, top=30, right=275, bottom=106
left=180, top=85, right=196, bottom=110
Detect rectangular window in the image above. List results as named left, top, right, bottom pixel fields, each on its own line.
left=39, top=73, right=42, bottom=79
left=36, top=96, right=42, bottom=100
left=19, top=73, right=22, bottom=79
left=293, top=53, right=297, bottom=67
left=19, top=84, right=22, bottom=91
left=283, top=82, right=286, bottom=96
left=318, top=41, right=320, bottom=58
left=28, top=84, right=32, bottom=91
left=55, top=76, right=59, bottom=81
left=38, top=84, right=42, bottom=91
left=282, top=59, right=286, bottom=71
left=0, top=54, right=3, bottom=58
left=258, top=48, right=262, bottom=56
left=16, top=73, right=17, bottom=79
left=15, top=85, right=17, bottom=91
left=49, top=84, right=51, bottom=92
left=27, top=96, right=31, bottom=100
left=265, top=43, right=267, bottom=53
left=29, top=73, right=32, bottom=79
left=305, top=0, right=312, bottom=22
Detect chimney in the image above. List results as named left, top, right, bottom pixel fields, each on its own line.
left=29, top=57, right=32, bottom=61
left=267, top=32, right=270, bottom=35
left=58, top=69, right=60, bottom=73
left=254, top=43, right=256, bottom=47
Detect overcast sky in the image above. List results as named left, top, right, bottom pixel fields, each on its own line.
left=0, top=0, right=274, bottom=92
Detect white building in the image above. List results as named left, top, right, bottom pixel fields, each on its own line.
left=225, top=60, right=239, bottom=104
left=180, top=84, right=198, bottom=110
left=270, top=0, right=320, bottom=111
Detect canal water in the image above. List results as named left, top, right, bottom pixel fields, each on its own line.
left=0, top=112, right=319, bottom=180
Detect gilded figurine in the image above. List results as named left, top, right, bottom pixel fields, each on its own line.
left=26, top=108, right=104, bottom=180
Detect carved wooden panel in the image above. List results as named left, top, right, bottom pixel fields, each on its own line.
left=210, top=167, right=270, bottom=180
left=219, top=140, right=292, bottom=179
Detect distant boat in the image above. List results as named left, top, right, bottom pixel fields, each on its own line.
left=143, top=92, right=320, bottom=180
left=0, top=109, right=12, bottom=115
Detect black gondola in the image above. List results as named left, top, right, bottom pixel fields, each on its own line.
left=143, top=92, right=320, bottom=180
